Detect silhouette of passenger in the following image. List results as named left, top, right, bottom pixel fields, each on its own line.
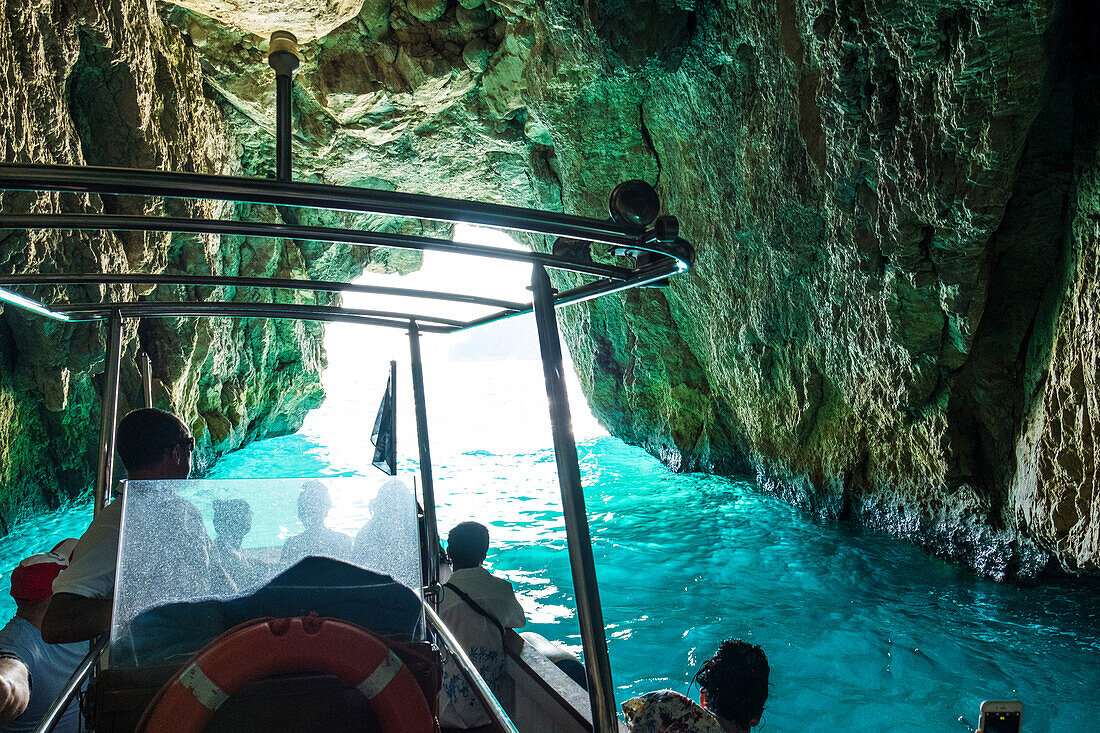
left=622, top=639, right=769, bottom=733
left=281, top=481, right=352, bottom=565
left=213, top=499, right=269, bottom=590
left=351, top=479, right=416, bottom=581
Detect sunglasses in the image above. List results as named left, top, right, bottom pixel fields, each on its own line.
left=167, top=436, right=196, bottom=452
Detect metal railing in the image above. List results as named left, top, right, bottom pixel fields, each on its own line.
left=424, top=603, right=521, bottom=733
left=1, top=28, right=694, bottom=733
left=32, top=637, right=107, bottom=733
left=0, top=165, right=692, bottom=267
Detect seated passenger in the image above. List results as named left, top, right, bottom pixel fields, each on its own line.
left=438, top=522, right=525, bottom=732
left=43, top=408, right=233, bottom=644
left=622, top=639, right=769, bottom=733
left=0, top=541, right=88, bottom=732
left=352, top=479, right=416, bottom=581
left=212, top=499, right=269, bottom=590
left=281, top=481, right=352, bottom=565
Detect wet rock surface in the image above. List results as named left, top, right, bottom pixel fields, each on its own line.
left=525, top=0, right=1099, bottom=580
left=0, top=0, right=407, bottom=521
left=1, top=0, right=1098, bottom=581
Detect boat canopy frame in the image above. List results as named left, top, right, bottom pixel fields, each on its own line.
left=1, top=31, right=693, bottom=733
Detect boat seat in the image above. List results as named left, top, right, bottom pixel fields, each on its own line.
left=115, top=557, right=424, bottom=668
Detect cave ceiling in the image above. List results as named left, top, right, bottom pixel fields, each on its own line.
left=158, top=0, right=555, bottom=212
left=3, top=0, right=1099, bottom=581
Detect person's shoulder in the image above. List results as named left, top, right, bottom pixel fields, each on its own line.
left=0, top=617, right=40, bottom=661
left=0, top=616, right=24, bottom=644
left=622, top=690, right=720, bottom=733
left=100, top=499, right=124, bottom=518
left=84, top=499, right=123, bottom=531
left=482, top=567, right=519, bottom=594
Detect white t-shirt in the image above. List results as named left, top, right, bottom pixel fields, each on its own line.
left=52, top=500, right=121, bottom=599
left=52, top=489, right=233, bottom=609
left=437, top=566, right=526, bottom=728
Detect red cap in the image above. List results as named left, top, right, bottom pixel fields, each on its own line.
left=9, top=541, right=76, bottom=606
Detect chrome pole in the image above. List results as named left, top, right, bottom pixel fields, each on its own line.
left=94, top=310, right=123, bottom=514
left=32, top=636, right=108, bottom=733
left=267, top=32, right=299, bottom=182
left=408, top=321, right=441, bottom=601
left=139, top=351, right=153, bottom=408
left=0, top=164, right=669, bottom=253
left=530, top=264, right=617, bottom=732
left=388, top=359, right=397, bottom=474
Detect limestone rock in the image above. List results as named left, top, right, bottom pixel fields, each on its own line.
left=462, top=38, right=493, bottom=73
left=168, top=0, right=369, bottom=42
left=513, top=0, right=1099, bottom=580
left=456, top=4, right=495, bottom=32
left=2, top=0, right=1100, bottom=585
left=406, top=0, right=447, bottom=24
left=0, top=0, right=402, bottom=524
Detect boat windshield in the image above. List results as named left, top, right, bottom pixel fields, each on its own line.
left=109, top=476, right=425, bottom=668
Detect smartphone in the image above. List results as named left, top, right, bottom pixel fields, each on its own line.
left=979, top=700, right=1022, bottom=733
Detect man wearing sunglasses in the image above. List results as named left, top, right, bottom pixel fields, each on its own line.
left=42, top=408, right=231, bottom=643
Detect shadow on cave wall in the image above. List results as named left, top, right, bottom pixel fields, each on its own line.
left=946, top=0, right=1099, bottom=521
left=589, top=0, right=697, bottom=69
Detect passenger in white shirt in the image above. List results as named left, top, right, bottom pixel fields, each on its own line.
left=42, top=409, right=232, bottom=643
left=437, top=522, right=526, bottom=732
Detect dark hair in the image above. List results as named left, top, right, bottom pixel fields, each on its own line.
left=448, top=522, right=489, bottom=569
left=212, top=499, right=252, bottom=537
left=297, top=480, right=332, bottom=524
left=116, top=409, right=189, bottom=471
left=694, top=639, right=769, bottom=729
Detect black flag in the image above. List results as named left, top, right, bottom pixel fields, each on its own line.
left=371, top=361, right=397, bottom=475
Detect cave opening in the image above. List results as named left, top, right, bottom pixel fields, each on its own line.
left=295, top=223, right=607, bottom=483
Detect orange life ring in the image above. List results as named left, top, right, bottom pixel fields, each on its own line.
left=140, top=616, right=436, bottom=733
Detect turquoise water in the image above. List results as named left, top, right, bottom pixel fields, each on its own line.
left=2, top=355, right=1096, bottom=731
left=0, top=232, right=1096, bottom=731
left=3, top=431, right=1098, bottom=731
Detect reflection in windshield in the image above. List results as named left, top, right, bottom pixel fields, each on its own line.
left=110, top=477, right=425, bottom=668
left=353, top=478, right=416, bottom=579
left=281, top=480, right=353, bottom=565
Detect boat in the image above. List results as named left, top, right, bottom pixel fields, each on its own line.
left=0, top=31, right=693, bottom=733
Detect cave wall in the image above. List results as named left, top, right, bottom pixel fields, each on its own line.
left=0, top=0, right=391, bottom=524
left=2, top=0, right=1097, bottom=581
left=503, top=0, right=1098, bottom=580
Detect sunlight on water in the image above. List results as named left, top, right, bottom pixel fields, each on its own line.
left=0, top=232, right=1096, bottom=730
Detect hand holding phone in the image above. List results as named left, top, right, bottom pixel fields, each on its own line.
left=979, top=700, right=1022, bottom=733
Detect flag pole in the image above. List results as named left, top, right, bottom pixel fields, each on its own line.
left=388, top=359, right=397, bottom=475
left=408, top=321, right=441, bottom=605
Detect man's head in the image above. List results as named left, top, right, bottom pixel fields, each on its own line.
left=10, top=540, right=76, bottom=623
left=117, top=408, right=193, bottom=480
left=213, top=499, right=253, bottom=543
left=695, top=639, right=770, bottom=730
left=298, top=480, right=332, bottom=530
left=447, top=521, right=490, bottom=570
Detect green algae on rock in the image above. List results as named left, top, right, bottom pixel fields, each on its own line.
left=1, top=0, right=1099, bottom=584
left=0, top=0, right=410, bottom=523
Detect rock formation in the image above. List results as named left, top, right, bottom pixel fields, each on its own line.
left=0, top=0, right=412, bottom=523
left=0, top=0, right=1097, bottom=581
